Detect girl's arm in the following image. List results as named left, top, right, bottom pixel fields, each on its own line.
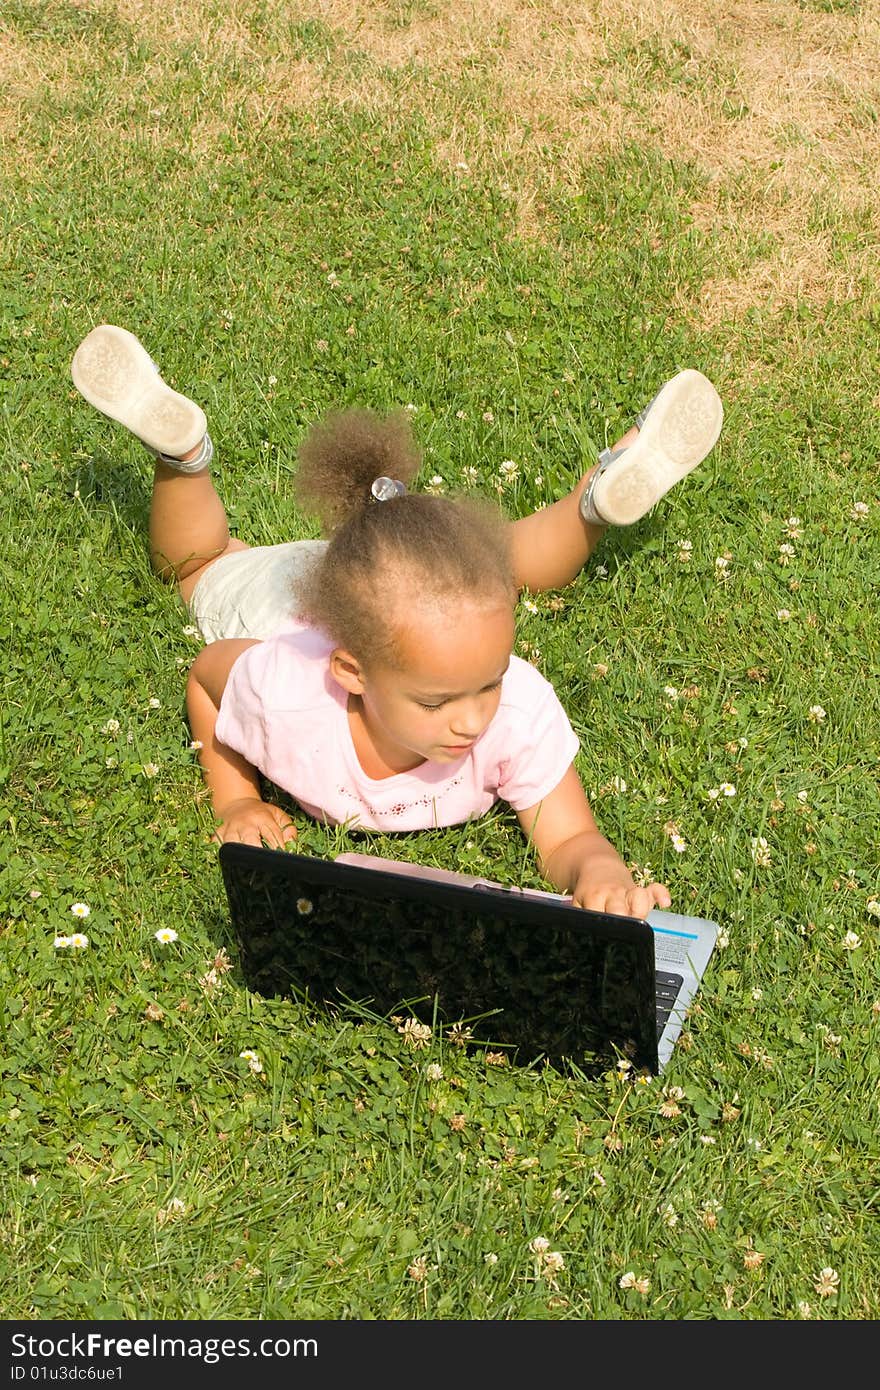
left=186, top=639, right=297, bottom=849
left=516, top=765, right=670, bottom=917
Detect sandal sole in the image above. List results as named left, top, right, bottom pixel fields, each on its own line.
left=592, top=369, right=723, bottom=526
left=71, top=325, right=207, bottom=457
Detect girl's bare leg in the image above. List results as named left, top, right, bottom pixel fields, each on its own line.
left=70, top=325, right=247, bottom=605
left=148, top=454, right=248, bottom=605
left=509, top=426, right=638, bottom=593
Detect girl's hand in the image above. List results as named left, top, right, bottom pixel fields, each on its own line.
left=517, top=767, right=673, bottom=919
left=214, top=797, right=298, bottom=849
left=569, top=874, right=671, bottom=919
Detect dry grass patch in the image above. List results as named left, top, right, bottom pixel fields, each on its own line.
left=4, top=0, right=878, bottom=319
left=199, top=0, right=878, bottom=317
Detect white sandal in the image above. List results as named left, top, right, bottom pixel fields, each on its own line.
left=580, top=369, right=723, bottom=527
left=71, top=324, right=211, bottom=469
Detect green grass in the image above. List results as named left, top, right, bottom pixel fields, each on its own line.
left=1, top=1, right=879, bottom=1321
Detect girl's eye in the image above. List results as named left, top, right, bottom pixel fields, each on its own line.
left=417, top=701, right=444, bottom=711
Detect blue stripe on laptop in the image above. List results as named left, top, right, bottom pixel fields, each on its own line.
left=652, top=926, right=699, bottom=941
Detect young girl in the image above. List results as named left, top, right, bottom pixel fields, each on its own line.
left=71, top=324, right=723, bottom=918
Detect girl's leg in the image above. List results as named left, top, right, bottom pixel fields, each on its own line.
left=508, top=427, right=637, bottom=593
left=71, top=324, right=247, bottom=604
left=510, top=368, right=723, bottom=593
left=148, top=455, right=248, bottom=605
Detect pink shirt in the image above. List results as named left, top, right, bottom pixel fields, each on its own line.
left=215, top=624, right=580, bottom=832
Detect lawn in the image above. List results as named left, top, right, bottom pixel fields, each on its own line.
left=1, top=0, right=878, bottom=1319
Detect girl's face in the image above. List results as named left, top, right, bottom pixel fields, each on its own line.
left=335, top=599, right=515, bottom=775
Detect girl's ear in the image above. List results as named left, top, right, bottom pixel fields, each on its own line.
left=330, top=648, right=367, bottom=695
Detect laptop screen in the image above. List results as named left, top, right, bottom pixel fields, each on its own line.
left=220, top=846, right=660, bottom=1074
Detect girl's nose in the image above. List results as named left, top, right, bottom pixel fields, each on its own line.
left=451, top=702, right=486, bottom=738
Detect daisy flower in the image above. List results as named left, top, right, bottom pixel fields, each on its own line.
left=70, top=902, right=90, bottom=919
left=154, top=928, right=179, bottom=944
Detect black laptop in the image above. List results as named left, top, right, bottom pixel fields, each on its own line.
left=218, top=844, right=718, bottom=1075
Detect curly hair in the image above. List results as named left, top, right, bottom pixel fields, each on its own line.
left=292, top=407, right=516, bottom=666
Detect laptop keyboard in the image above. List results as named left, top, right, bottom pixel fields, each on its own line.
left=655, top=971, right=684, bottom=1036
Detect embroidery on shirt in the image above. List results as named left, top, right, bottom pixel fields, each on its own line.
left=336, top=773, right=465, bottom=822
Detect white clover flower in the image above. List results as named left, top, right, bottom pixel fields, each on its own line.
left=398, top=1018, right=432, bottom=1048
left=482, top=410, right=494, bottom=423
left=157, top=1197, right=187, bottom=1225
left=808, top=705, right=826, bottom=723
left=850, top=502, right=869, bottom=519
left=69, top=933, right=89, bottom=950
left=842, top=931, right=861, bottom=951
left=529, top=1236, right=551, bottom=1255
left=154, top=928, right=179, bottom=944
left=425, top=1063, right=443, bottom=1082
left=707, top=787, right=720, bottom=800
left=663, top=685, right=678, bottom=699
left=499, top=459, right=519, bottom=479
left=543, top=1251, right=565, bottom=1276
left=70, top=902, right=91, bottom=919
left=815, top=1267, right=840, bottom=1297
left=661, top=1202, right=678, bottom=1228
left=776, top=609, right=791, bottom=622
left=142, top=763, right=159, bottom=778
left=866, top=900, right=880, bottom=918
left=716, top=929, right=730, bottom=948
left=462, top=464, right=478, bottom=483
left=751, top=988, right=763, bottom=1001
left=102, top=719, right=120, bottom=735
left=676, top=540, right=693, bottom=562
left=148, top=698, right=161, bottom=709
left=797, top=789, right=809, bottom=803
left=751, top=837, right=771, bottom=866
left=484, top=1252, right=498, bottom=1265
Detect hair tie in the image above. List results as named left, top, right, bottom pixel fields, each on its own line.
left=370, top=476, right=407, bottom=502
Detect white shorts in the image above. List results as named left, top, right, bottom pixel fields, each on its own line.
left=188, top=539, right=328, bottom=642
